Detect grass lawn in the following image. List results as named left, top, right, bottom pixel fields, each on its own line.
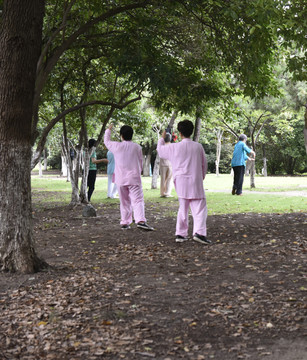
left=31, top=173, right=307, bottom=215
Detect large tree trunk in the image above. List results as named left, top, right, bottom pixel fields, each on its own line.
left=262, top=144, right=267, bottom=177
left=0, top=0, right=47, bottom=272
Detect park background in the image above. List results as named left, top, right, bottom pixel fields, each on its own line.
left=0, top=1, right=306, bottom=359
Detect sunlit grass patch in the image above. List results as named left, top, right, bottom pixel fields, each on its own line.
left=205, top=192, right=307, bottom=215
left=31, top=173, right=307, bottom=214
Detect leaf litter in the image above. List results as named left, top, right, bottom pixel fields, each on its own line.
left=0, top=203, right=306, bottom=359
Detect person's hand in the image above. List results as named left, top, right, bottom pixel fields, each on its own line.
left=162, top=130, right=166, bottom=138
left=108, top=123, right=113, bottom=130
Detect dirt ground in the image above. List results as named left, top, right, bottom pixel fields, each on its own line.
left=0, top=197, right=306, bottom=360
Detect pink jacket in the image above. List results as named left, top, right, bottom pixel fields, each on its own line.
left=104, top=129, right=143, bottom=186
left=157, top=137, right=207, bottom=199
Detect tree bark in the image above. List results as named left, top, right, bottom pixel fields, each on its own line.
left=142, top=140, right=155, bottom=177
left=262, top=144, right=267, bottom=177
left=215, top=129, right=223, bottom=176
left=0, top=0, right=47, bottom=272
left=250, top=160, right=256, bottom=188
left=38, top=159, right=43, bottom=177
left=193, top=116, right=201, bottom=142
left=143, top=155, right=152, bottom=176
left=151, top=153, right=160, bottom=189
left=61, top=153, right=68, bottom=178
left=43, top=148, right=48, bottom=171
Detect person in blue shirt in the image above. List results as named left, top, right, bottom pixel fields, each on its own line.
left=231, top=134, right=255, bottom=196
left=106, top=150, right=118, bottom=198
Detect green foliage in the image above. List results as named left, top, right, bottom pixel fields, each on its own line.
left=278, top=0, right=307, bottom=81
left=32, top=0, right=307, bottom=172
left=48, top=152, right=61, bottom=170
left=204, top=142, right=233, bottom=174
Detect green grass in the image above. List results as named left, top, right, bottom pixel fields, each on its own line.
left=205, top=192, right=306, bottom=215
left=202, top=174, right=307, bottom=192
left=31, top=173, right=307, bottom=215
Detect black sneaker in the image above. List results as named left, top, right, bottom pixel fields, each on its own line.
left=136, top=222, right=154, bottom=231
left=175, top=235, right=189, bottom=243
left=193, top=233, right=211, bottom=245
left=121, top=224, right=131, bottom=230
left=232, top=187, right=236, bottom=195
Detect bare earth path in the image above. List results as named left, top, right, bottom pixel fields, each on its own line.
left=0, top=200, right=306, bottom=359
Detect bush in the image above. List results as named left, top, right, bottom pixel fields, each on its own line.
left=48, top=152, right=61, bottom=169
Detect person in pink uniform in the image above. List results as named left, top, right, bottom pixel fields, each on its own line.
left=104, top=124, right=154, bottom=231
left=157, top=119, right=211, bottom=244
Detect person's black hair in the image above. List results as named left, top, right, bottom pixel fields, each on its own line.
left=164, top=133, right=172, bottom=143
left=239, top=134, right=247, bottom=141
left=120, top=125, right=133, bottom=140
left=88, top=138, right=96, bottom=148
left=177, top=119, right=194, bottom=138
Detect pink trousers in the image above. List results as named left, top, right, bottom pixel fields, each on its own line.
left=118, top=185, right=146, bottom=225
left=176, top=197, right=207, bottom=237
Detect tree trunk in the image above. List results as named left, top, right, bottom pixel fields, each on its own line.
left=193, top=116, right=201, bottom=142
left=79, top=108, right=89, bottom=203
left=143, top=154, right=152, bottom=176
left=215, top=129, right=223, bottom=176
left=0, top=0, right=47, bottom=273
left=250, top=161, right=256, bottom=188
left=304, top=104, right=307, bottom=154
left=43, top=148, right=48, bottom=171
left=80, top=147, right=91, bottom=203
left=38, top=159, right=43, bottom=177
left=151, top=153, right=160, bottom=189
left=262, top=144, right=267, bottom=177
left=62, top=141, right=80, bottom=205
left=70, top=150, right=81, bottom=206
left=262, top=157, right=268, bottom=176
left=142, top=140, right=155, bottom=177
left=61, top=153, right=68, bottom=178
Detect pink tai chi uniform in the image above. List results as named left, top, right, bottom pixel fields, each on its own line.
left=157, top=137, right=208, bottom=237
left=104, top=129, right=146, bottom=225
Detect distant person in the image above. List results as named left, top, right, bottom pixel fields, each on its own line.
left=231, top=134, right=255, bottom=196
left=159, top=132, right=173, bottom=197
left=87, top=139, right=106, bottom=202
left=106, top=151, right=118, bottom=199
left=104, top=124, right=154, bottom=231
left=157, top=119, right=210, bottom=245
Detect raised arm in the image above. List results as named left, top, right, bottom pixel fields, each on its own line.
left=104, top=124, right=116, bottom=152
